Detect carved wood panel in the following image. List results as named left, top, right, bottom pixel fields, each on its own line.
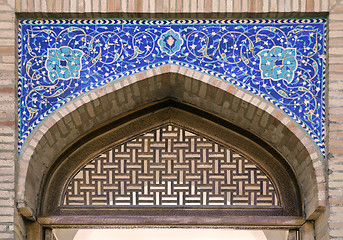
left=63, top=125, right=279, bottom=207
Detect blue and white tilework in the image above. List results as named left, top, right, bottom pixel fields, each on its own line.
left=18, top=19, right=326, bottom=156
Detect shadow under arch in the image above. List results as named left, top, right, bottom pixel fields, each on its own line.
left=16, top=66, right=324, bottom=224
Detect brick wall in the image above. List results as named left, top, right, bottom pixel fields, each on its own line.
left=0, top=0, right=341, bottom=239
left=0, top=0, right=16, bottom=239
left=15, top=0, right=330, bottom=13
left=328, top=1, right=343, bottom=239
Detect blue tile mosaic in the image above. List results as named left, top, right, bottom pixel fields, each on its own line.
left=18, top=19, right=326, bottom=156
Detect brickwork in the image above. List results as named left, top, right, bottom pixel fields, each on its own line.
left=0, top=0, right=340, bottom=239
left=15, top=0, right=331, bottom=13
left=0, top=0, right=16, bottom=239
left=328, top=1, right=343, bottom=239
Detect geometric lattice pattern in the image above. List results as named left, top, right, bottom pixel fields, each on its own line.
left=63, top=125, right=279, bottom=207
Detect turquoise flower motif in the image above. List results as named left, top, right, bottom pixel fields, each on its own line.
left=45, top=46, right=84, bottom=83
left=257, top=46, right=298, bottom=83
left=158, top=29, right=184, bottom=56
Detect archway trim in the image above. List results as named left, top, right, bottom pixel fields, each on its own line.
left=17, top=68, right=324, bottom=224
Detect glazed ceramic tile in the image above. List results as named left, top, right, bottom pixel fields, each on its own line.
left=18, top=19, right=326, bottom=156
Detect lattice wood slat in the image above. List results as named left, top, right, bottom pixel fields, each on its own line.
left=63, top=125, right=279, bottom=207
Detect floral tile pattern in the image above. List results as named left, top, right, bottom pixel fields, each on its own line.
left=45, top=46, right=84, bottom=82
left=257, top=46, right=298, bottom=83
left=158, top=29, right=184, bottom=56
left=18, top=19, right=326, bottom=156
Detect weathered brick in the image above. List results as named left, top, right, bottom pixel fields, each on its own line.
left=329, top=82, right=343, bottom=89
left=1, top=55, right=14, bottom=63
left=330, top=229, right=343, bottom=237
left=0, top=39, right=13, bottom=47
left=0, top=232, right=13, bottom=239
left=329, top=13, right=343, bottom=21
left=0, top=47, right=14, bottom=55
left=330, top=31, right=343, bottom=39
left=0, top=22, right=13, bottom=29
left=331, top=123, right=343, bottom=131
left=331, top=3, right=343, bottom=12
left=0, top=207, right=14, bottom=215
left=329, top=181, right=343, bottom=188
left=0, top=13, right=14, bottom=21
left=329, top=197, right=343, bottom=205
left=330, top=148, right=343, bottom=154
left=219, top=0, right=226, bottom=12
left=329, top=64, right=343, bottom=72
left=330, top=131, right=343, bottom=138
left=0, top=190, right=14, bottom=199
left=0, top=4, right=12, bottom=11
left=330, top=115, right=343, bottom=122
left=329, top=97, right=343, bottom=107
left=329, top=38, right=343, bottom=47
left=0, top=30, right=14, bottom=38
left=0, top=63, right=14, bottom=71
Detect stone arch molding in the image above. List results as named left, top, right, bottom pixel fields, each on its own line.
left=17, top=65, right=325, bottom=223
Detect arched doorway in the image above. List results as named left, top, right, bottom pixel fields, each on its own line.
left=19, top=71, right=321, bottom=239
left=31, top=100, right=302, bottom=239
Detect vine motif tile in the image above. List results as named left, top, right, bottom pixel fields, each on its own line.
left=18, top=19, right=326, bottom=156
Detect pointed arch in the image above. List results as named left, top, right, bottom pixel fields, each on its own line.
left=17, top=65, right=324, bottom=224
left=39, top=101, right=302, bottom=225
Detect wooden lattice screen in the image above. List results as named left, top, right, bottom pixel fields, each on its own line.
left=63, top=124, right=279, bottom=207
